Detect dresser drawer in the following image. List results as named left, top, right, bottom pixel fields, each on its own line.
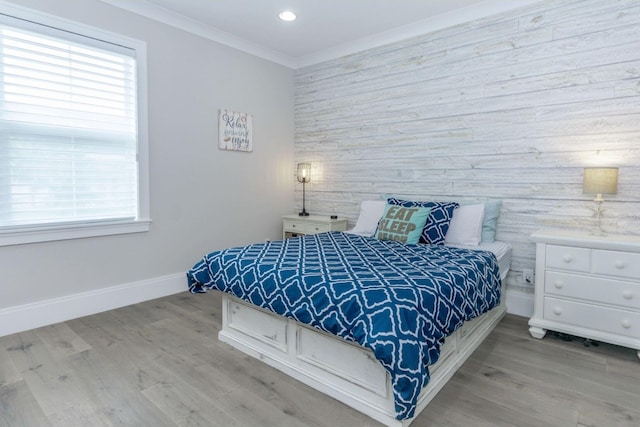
left=297, top=325, right=389, bottom=397
left=307, top=222, right=332, bottom=233
left=545, top=271, right=640, bottom=309
left=226, top=299, right=288, bottom=353
left=283, top=217, right=345, bottom=236
left=283, top=218, right=308, bottom=233
left=592, top=249, right=640, bottom=280
left=283, top=220, right=331, bottom=234
left=457, top=312, right=484, bottom=341
left=543, top=297, right=639, bottom=338
left=545, top=245, right=590, bottom=273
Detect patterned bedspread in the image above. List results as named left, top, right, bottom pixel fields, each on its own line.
left=186, top=231, right=501, bottom=420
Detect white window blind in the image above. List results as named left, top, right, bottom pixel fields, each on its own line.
left=0, top=17, right=140, bottom=232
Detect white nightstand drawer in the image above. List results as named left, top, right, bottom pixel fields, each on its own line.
left=545, top=271, right=640, bottom=309
left=283, top=220, right=330, bottom=234
left=283, top=218, right=307, bottom=232
left=308, top=223, right=332, bottom=233
left=545, top=245, right=590, bottom=273
left=543, top=297, right=640, bottom=338
left=592, top=249, right=640, bottom=280
left=282, top=215, right=348, bottom=239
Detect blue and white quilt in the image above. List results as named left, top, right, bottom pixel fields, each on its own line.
left=186, top=231, right=501, bottom=420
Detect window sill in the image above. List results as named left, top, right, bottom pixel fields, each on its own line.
left=0, top=219, right=152, bottom=246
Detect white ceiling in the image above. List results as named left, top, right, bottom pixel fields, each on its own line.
left=101, top=0, right=542, bottom=68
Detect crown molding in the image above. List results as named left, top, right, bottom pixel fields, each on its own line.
left=292, top=0, right=544, bottom=68
left=99, top=0, right=297, bottom=68
left=100, top=0, right=543, bottom=70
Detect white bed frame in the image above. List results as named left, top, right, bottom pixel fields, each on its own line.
left=217, top=279, right=507, bottom=427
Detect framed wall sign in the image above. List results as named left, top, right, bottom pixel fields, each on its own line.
left=219, top=109, right=253, bottom=152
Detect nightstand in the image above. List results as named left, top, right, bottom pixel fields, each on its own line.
left=529, top=229, right=640, bottom=359
left=282, top=214, right=347, bottom=239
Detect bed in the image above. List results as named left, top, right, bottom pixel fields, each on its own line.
left=186, top=200, right=510, bottom=427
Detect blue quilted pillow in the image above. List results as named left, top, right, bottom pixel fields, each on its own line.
left=387, top=198, right=459, bottom=245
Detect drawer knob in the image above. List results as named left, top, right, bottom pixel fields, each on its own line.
left=553, top=306, right=562, bottom=316
left=623, top=290, right=633, bottom=300
left=621, top=320, right=632, bottom=329
left=292, top=224, right=296, bottom=228
left=553, top=281, right=564, bottom=289
left=614, top=260, right=625, bottom=269
left=315, top=227, right=319, bottom=230
left=562, top=254, right=573, bottom=263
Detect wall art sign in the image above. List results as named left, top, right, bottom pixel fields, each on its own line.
left=219, top=109, right=253, bottom=152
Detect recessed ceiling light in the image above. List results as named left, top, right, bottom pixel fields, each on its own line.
left=278, top=10, right=296, bottom=22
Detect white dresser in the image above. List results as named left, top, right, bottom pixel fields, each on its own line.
left=529, top=229, right=640, bottom=359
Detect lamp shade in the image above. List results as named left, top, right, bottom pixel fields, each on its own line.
left=297, top=163, right=311, bottom=183
left=583, top=167, right=618, bottom=195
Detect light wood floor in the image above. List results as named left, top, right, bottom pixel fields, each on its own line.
left=1, top=291, right=639, bottom=427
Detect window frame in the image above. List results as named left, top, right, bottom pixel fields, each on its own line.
left=0, top=3, right=150, bottom=246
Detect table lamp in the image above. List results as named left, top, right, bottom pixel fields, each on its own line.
left=297, top=163, right=311, bottom=216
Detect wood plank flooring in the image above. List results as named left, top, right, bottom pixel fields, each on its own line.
left=1, top=291, right=638, bottom=427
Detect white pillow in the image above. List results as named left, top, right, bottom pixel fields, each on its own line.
left=444, top=204, right=485, bottom=246
left=347, top=200, right=386, bottom=237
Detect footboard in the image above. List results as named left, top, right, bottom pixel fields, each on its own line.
left=218, top=290, right=506, bottom=427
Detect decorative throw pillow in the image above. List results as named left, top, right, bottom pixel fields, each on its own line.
left=349, top=200, right=387, bottom=236
left=387, top=198, right=459, bottom=245
left=445, top=204, right=485, bottom=246
left=375, top=203, right=431, bottom=244
left=481, top=200, right=502, bottom=243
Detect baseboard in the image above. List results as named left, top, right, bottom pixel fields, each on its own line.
left=0, top=273, right=186, bottom=337
left=505, top=288, right=534, bottom=318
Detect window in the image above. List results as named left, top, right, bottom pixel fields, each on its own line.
left=0, top=5, right=149, bottom=246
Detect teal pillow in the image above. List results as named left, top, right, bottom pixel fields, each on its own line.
left=375, top=204, right=431, bottom=244
left=481, top=200, right=502, bottom=242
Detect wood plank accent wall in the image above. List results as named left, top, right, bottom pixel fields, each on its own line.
left=293, top=0, right=640, bottom=294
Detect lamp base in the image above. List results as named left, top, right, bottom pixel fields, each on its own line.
left=591, top=199, right=606, bottom=236
left=299, top=211, right=309, bottom=217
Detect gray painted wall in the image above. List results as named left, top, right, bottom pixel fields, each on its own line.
left=0, top=0, right=294, bottom=309
left=294, top=0, right=640, bottom=294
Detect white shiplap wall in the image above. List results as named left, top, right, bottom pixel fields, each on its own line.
left=294, top=0, right=640, bottom=295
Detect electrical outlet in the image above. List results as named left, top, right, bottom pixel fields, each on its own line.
left=523, top=269, right=534, bottom=285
